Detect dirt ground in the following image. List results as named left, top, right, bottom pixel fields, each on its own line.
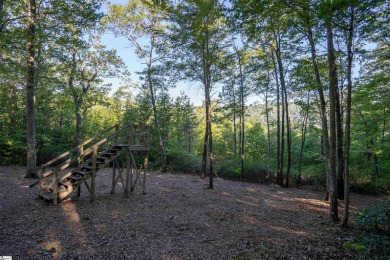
left=0, top=166, right=384, bottom=259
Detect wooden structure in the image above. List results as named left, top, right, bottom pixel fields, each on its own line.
left=29, top=124, right=150, bottom=204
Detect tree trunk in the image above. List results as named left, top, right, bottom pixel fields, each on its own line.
left=326, top=20, right=339, bottom=222
left=276, top=41, right=291, bottom=187
left=147, top=66, right=167, bottom=172
left=208, top=103, right=213, bottom=189
left=307, top=26, right=330, bottom=200
left=8, top=83, right=17, bottom=136
left=342, top=2, right=354, bottom=227
left=265, top=72, right=271, bottom=160
left=238, top=51, right=245, bottom=181
left=272, top=50, right=283, bottom=186
left=76, top=108, right=83, bottom=147
left=297, top=92, right=310, bottom=188
left=335, top=87, right=344, bottom=200
left=25, top=0, right=38, bottom=179
left=233, top=87, right=237, bottom=157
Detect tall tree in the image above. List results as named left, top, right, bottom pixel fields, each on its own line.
left=25, top=0, right=38, bottom=178
left=168, top=0, right=228, bottom=188
left=104, top=0, right=169, bottom=172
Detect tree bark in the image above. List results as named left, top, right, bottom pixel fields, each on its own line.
left=326, top=20, right=339, bottom=222
left=147, top=65, right=167, bottom=172
left=297, top=92, right=310, bottom=188
left=8, top=83, right=17, bottom=136
left=306, top=25, right=330, bottom=200
left=237, top=50, right=245, bottom=181
left=342, top=2, right=354, bottom=227
left=272, top=49, right=283, bottom=186
left=25, top=0, right=38, bottom=179
left=208, top=102, right=213, bottom=189
left=335, top=86, right=344, bottom=200
left=265, top=72, right=271, bottom=160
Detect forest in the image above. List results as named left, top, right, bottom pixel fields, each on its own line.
left=0, top=0, right=389, bottom=258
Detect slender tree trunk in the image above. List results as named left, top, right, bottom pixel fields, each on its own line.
left=8, top=83, right=17, bottom=136
left=342, top=6, right=353, bottom=223
left=277, top=48, right=291, bottom=187
left=307, top=26, right=330, bottom=200
left=273, top=32, right=291, bottom=187
left=326, top=20, right=339, bottom=222
left=237, top=51, right=245, bottom=181
left=147, top=66, right=167, bottom=172
left=335, top=86, right=344, bottom=200
left=208, top=102, right=213, bottom=189
left=25, top=0, right=38, bottom=179
left=76, top=107, right=83, bottom=147
left=265, top=72, right=271, bottom=160
left=272, top=49, right=283, bottom=186
left=297, top=92, right=310, bottom=188
left=233, top=87, right=237, bottom=157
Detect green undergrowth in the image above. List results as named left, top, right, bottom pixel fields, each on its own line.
left=344, top=200, right=390, bottom=259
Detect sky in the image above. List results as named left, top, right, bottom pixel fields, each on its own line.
left=100, top=0, right=206, bottom=106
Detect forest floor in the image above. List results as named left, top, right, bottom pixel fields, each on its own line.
left=0, top=166, right=384, bottom=259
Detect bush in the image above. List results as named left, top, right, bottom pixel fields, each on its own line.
left=0, top=136, right=26, bottom=165
left=166, top=150, right=201, bottom=174
left=347, top=201, right=390, bottom=258
left=216, top=157, right=275, bottom=183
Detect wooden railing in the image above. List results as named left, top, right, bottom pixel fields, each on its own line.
left=29, top=123, right=132, bottom=189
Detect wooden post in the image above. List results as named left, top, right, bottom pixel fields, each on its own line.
left=142, top=157, right=148, bottom=195
left=111, top=160, right=116, bottom=194
left=129, top=126, right=134, bottom=192
left=125, top=152, right=130, bottom=198
left=39, top=168, right=45, bottom=190
left=78, top=145, right=84, bottom=167
left=77, top=185, right=81, bottom=197
left=114, top=124, right=119, bottom=144
left=90, top=145, right=97, bottom=202
left=52, top=168, right=58, bottom=205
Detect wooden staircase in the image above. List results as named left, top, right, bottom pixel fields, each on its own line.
left=30, top=124, right=150, bottom=204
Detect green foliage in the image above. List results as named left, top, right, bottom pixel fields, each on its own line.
left=347, top=201, right=390, bottom=258
left=0, top=136, right=26, bottom=165
left=166, top=150, right=201, bottom=174
left=216, top=157, right=274, bottom=183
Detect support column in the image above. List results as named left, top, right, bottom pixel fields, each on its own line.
left=90, top=145, right=97, bottom=202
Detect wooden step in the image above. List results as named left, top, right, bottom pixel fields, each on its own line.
left=115, top=144, right=129, bottom=148
left=59, top=180, right=74, bottom=188
left=101, top=152, right=116, bottom=158
left=67, top=175, right=85, bottom=182
left=97, top=156, right=108, bottom=162
left=73, top=170, right=89, bottom=177
left=81, top=165, right=93, bottom=171
left=38, top=191, right=53, bottom=201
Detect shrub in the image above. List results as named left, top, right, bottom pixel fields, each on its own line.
left=216, top=157, right=275, bottom=183
left=347, top=201, right=390, bottom=258
left=0, top=136, right=26, bottom=165
left=166, top=150, right=201, bottom=174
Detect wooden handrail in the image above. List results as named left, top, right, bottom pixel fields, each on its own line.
left=29, top=123, right=131, bottom=188
left=38, top=124, right=122, bottom=170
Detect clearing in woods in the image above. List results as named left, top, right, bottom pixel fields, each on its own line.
left=0, top=166, right=383, bottom=259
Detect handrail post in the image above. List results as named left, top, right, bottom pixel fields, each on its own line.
left=78, top=144, right=84, bottom=167
left=39, top=168, right=45, bottom=190
left=90, top=145, right=97, bottom=202
left=52, top=168, right=58, bottom=205
left=129, top=126, right=134, bottom=192
left=114, top=124, right=119, bottom=144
